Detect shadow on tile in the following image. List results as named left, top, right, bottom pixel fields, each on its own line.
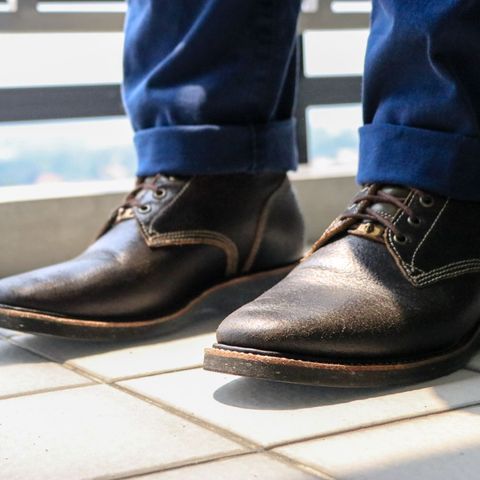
left=10, top=308, right=220, bottom=363
left=1, top=339, right=45, bottom=366
left=213, top=369, right=480, bottom=411
left=213, top=376, right=394, bottom=410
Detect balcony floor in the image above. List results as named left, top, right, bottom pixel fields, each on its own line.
left=1, top=291, right=480, bottom=480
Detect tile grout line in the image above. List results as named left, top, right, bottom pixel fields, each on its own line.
left=0, top=382, right=94, bottom=402
left=0, top=338, right=270, bottom=477
left=111, top=381, right=262, bottom=452
left=83, top=364, right=206, bottom=384
left=5, top=335, right=480, bottom=432
left=6, top=333, right=480, bottom=478
left=266, top=399, right=480, bottom=451
left=8, top=333, right=480, bottom=458
left=6, top=336, right=213, bottom=383
left=112, top=382, right=331, bottom=479
left=94, top=451, right=255, bottom=480
left=5, top=336, right=204, bottom=385
left=261, top=450, right=336, bottom=480
left=109, top=383, right=480, bottom=479
left=1, top=335, right=334, bottom=480
left=5, top=336, right=107, bottom=380
left=103, top=450, right=333, bottom=480
left=97, top=448, right=332, bottom=480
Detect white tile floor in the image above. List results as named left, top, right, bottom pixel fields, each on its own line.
left=120, top=368, right=480, bottom=447
left=1, top=315, right=480, bottom=480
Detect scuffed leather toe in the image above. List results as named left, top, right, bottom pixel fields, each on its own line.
left=217, top=235, right=478, bottom=361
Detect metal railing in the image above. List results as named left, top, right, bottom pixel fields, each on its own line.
left=0, top=0, right=371, bottom=163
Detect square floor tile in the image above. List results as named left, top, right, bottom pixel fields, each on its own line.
left=0, top=385, right=243, bottom=480
left=12, top=316, right=219, bottom=382
left=136, top=454, right=323, bottom=480
left=0, top=339, right=89, bottom=399
left=121, top=368, right=480, bottom=447
left=276, top=405, right=480, bottom=480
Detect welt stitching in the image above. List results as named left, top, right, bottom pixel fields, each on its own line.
left=415, top=259, right=480, bottom=279
left=148, top=230, right=239, bottom=276
left=411, top=198, right=450, bottom=268
left=415, top=265, right=480, bottom=286
left=383, top=193, right=479, bottom=285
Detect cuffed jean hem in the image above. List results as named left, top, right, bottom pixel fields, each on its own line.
left=134, top=119, right=298, bottom=176
left=358, top=124, right=480, bottom=201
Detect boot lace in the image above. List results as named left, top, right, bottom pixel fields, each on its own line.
left=339, top=186, right=434, bottom=242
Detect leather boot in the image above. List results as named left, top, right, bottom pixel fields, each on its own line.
left=205, top=184, right=480, bottom=387
left=0, top=173, right=304, bottom=340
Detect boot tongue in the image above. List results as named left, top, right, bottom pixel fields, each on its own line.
left=98, top=175, right=185, bottom=237
left=368, top=185, right=410, bottom=218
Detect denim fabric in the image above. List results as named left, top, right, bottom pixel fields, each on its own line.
left=123, top=0, right=301, bottom=176
left=359, top=0, right=480, bottom=200
left=125, top=0, right=480, bottom=201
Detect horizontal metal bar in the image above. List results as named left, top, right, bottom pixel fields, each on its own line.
left=298, top=75, right=362, bottom=107
left=0, top=84, right=124, bottom=122
left=0, top=0, right=369, bottom=32
left=0, top=12, right=124, bottom=32
left=0, top=77, right=361, bottom=123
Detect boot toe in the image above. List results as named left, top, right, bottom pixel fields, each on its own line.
left=0, top=265, right=69, bottom=313
left=216, top=235, right=452, bottom=361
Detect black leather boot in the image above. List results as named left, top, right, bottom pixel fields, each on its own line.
left=0, top=173, right=304, bottom=340
left=205, top=184, right=480, bottom=387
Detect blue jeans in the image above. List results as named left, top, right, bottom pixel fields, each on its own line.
left=124, top=0, right=480, bottom=201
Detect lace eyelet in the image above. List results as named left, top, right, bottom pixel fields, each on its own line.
left=153, top=189, right=166, bottom=199
left=419, top=195, right=434, bottom=207
left=138, top=204, right=152, bottom=214
left=393, top=233, right=409, bottom=245
left=407, top=216, right=421, bottom=227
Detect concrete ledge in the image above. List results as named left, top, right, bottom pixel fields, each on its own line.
left=0, top=171, right=358, bottom=277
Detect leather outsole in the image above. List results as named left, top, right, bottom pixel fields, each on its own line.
left=0, top=264, right=295, bottom=342
left=203, top=325, right=480, bottom=388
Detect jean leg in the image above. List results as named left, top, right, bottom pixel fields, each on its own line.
left=358, top=0, right=480, bottom=200
left=123, top=0, right=301, bottom=176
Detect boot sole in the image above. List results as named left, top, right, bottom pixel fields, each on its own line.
left=203, top=325, right=480, bottom=388
left=0, top=264, right=294, bottom=341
